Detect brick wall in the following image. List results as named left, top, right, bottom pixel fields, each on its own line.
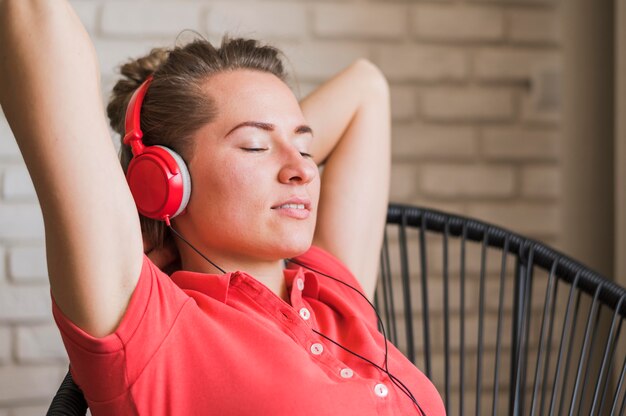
left=0, top=0, right=561, bottom=413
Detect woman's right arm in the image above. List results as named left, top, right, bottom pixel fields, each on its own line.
left=0, top=0, right=144, bottom=338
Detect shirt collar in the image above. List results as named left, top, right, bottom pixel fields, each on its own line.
left=169, top=264, right=320, bottom=304
left=169, top=269, right=234, bottom=304
left=283, top=266, right=320, bottom=299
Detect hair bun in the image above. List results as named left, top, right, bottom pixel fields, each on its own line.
left=120, top=47, right=169, bottom=84
left=107, top=47, right=170, bottom=137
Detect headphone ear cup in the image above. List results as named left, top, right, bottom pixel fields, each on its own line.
left=126, top=145, right=191, bottom=221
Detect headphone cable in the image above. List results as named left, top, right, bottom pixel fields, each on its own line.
left=166, top=221, right=426, bottom=415
left=286, top=257, right=426, bottom=416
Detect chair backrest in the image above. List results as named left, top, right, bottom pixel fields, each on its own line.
left=376, top=203, right=626, bottom=416
left=48, top=203, right=626, bottom=415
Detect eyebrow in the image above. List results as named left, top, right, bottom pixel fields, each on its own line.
left=225, top=121, right=314, bottom=138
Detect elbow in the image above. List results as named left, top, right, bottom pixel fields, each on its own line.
left=354, top=58, right=390, bottom=97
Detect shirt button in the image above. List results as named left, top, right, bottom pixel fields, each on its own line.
left=340, top=368, right=354, bottom=379
left=299, top=307, right=311, bottom=320
left=310, top=343, right=324, bottom=355
left=374, top=383, right=388, bottom=398
left=296, top=278, right=305, bottom=291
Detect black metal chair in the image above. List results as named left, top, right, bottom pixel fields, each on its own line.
left=48, top=203, right=626, bottom=415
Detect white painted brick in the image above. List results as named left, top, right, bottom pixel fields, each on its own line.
left=420, top=164, right=515, bottom=198
left=16, top=324, right=67, bottom=364
left=389, top=85, right=418, bottom=121
left=0, top=204, right=44, bottom=241
left=0, top=365, right=66, bottom=403
left=101, top=1, right=203, bottom=37
left=0, top=117, right=21, bottom=160
left=392, top=123, right=477, bottom=160
left=313, top=4, right=407, bottom=40
left=69, top=0, right=100, bottom=35
left=278, top=41, right=369, bottom=81
left=466, top=202, right=559, bottom=236
left=390, top=163, right=420, bottom=202
left=421, top=88, right=514, bottom=121
left=94, top=39, right=171, bottom=78
left=0, top=327, right=10, bottom=365
left=412, top=5, right=505, bottom=42
left=521, top=165, right=561, bottom=198
left=206, top=2, right=307, bottom=40
left=509, top=9, right=561, bottom=44
left=9, top=246, right=48, bottom=284
left=0, top=285, right=51, bottom=322
left=474, top=48, right=560, bottom=81
left=2, top=166, right=35, bottom=201
left=482, top=127, right=559, bottom=161
left=0, top=247, right=6, bottom=282
left=376, top=45, right=467, bottom=82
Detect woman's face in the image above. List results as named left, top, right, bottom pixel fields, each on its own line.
left=178, top=69, right=320, bottom=263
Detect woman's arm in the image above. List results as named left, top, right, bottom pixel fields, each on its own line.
left=0, top=0, right=143, bottom=337
left=299, top=59, right=391, bottom=301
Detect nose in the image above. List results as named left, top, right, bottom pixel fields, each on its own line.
left=277, top=147, right=318, bottom=185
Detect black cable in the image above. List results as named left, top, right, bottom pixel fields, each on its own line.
left=167, top=222, right=226, bottom=274
left=285, top=258, right=391, bottom=371
left=166, top=221, right=426, bottom=415
left=313, top=328, right=425, bottom=415
left=286, top=258, right=427, bottom=416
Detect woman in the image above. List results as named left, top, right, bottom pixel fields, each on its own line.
left=0, top=0, right=445, bottom=414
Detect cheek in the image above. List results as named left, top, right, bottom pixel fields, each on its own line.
left=198, top=156, right=268, bottom=215
left=309, top=174, right=321, bottom=208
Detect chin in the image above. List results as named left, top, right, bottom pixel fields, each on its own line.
left=271, top=236, right=313, bottom=260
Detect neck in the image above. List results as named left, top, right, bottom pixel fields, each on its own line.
left=177, top=243, right=289, bottom=302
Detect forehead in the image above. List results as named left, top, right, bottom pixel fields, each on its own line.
left=204, top=69, right=303, bottom=123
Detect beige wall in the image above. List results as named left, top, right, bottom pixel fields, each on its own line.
left=0, top=0, right=562, bottom=414
left=560, top=0, right=614, bottom=277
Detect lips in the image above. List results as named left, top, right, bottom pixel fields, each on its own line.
left=271, top=197, right=311, bottom=211
left=271, top=197, right=312, bottom=219
left=275, top=203, right=306, bottom=209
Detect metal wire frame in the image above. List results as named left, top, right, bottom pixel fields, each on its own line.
left=374, top=203, right=626, bottom=416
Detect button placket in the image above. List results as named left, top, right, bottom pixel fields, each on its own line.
left=299, top=307, right=311, bottom=320
left=374, top=383, right=389, bottom=398
left=289, top=271, right=305, bottom=307
left=340, top=368, right=354, bottom=379
left=310, top=342, right=324, bottom=355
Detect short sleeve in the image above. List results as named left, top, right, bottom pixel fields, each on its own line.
left=51, top=254, right=190, bottom=402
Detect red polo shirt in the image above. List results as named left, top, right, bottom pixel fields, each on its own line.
left=51, top=245, right=445, bottom=415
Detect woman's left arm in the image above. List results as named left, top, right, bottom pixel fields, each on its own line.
left=299, top=59, right=391, bottom=301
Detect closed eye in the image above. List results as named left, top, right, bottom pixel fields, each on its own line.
left=241, top=148, right=268, bottom=152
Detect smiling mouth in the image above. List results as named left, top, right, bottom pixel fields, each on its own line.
left=273, top=203, right=306, bottom=210
left=270, top=201, right=311, bottom=219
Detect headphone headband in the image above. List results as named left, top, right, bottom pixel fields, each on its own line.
left=123, top=75, right=154, bottom=156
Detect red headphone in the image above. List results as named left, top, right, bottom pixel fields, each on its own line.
left=123, top=75, right=191, bottom=223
